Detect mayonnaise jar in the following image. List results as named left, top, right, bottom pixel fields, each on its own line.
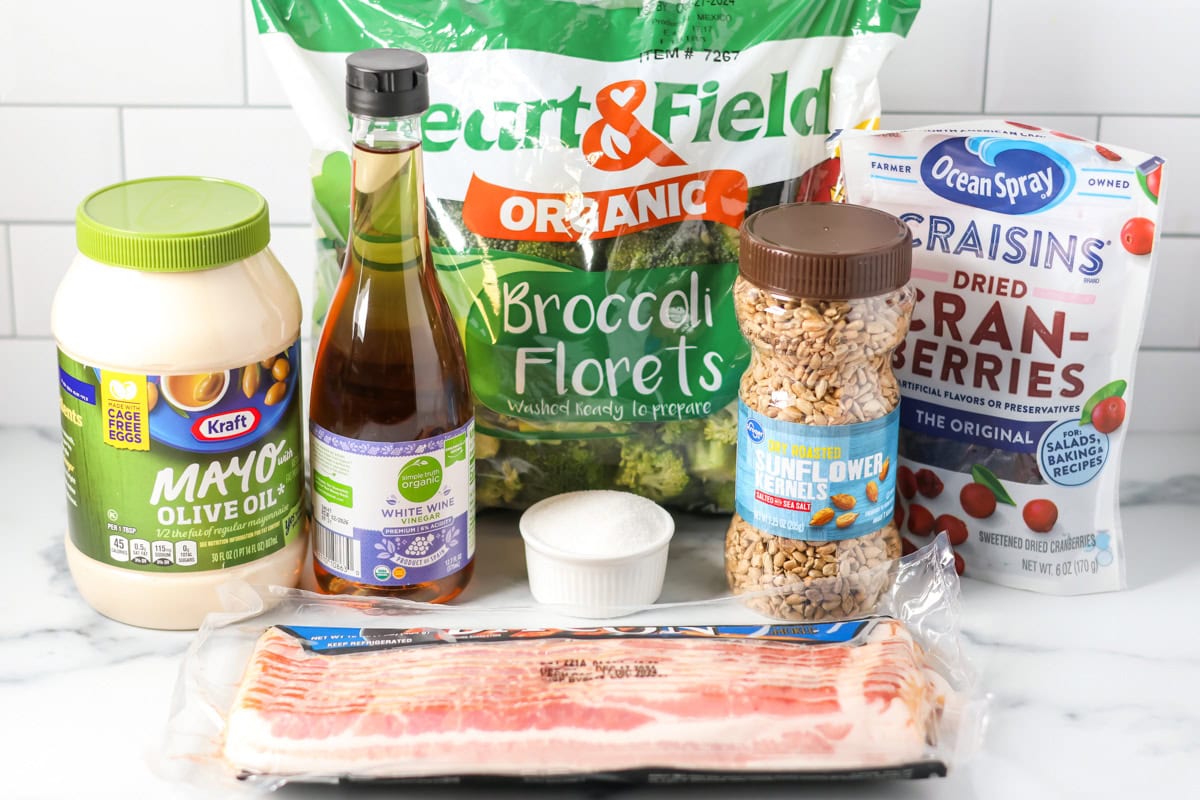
left=53, top=177, right=306, bottom=629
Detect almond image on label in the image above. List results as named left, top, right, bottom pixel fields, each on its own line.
left=831, top=494, right=856, bottom=510
left=810, top=508, right=835, bottom=526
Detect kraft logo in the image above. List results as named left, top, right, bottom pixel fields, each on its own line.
left=920, top=136, right=1075, bottom=215
left=192, top=408, right=261, bottom=442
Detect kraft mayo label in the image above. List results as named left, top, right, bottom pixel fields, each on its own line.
left=58, top=343, right=304, bottom=572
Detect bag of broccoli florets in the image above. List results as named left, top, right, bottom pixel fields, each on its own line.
left=253, top=0, right=919, bottom=511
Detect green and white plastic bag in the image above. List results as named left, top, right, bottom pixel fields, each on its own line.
left=252, top=0, right=919, bottom=511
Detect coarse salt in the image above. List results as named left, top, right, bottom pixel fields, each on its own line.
left=521, top=491, right=671, bottom=558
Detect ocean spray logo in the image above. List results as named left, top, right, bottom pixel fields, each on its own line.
left=920, top=137, right=1075, bottom=215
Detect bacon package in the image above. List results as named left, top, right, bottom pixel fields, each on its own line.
left=225, top=622, right=944, bottom=779
left=160, top=538, right=984, bottom=788
left=840, top=121, right=1165, bottom=594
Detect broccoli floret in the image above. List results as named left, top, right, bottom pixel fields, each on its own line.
left=679, top=404, right=737, bottom=483
left=685, top=438, right=735, bottom=484
left=702, top=403, right=738, bottom=446
left=476, top=457, right=524, bottom=508
left=615, top=440, right=690, bottom=502
left=579, top=236, right=610, bottom=272
left=514, top=239, right=588, bottom=269
left=605, top=228, right=656, bottom=270
left=505, top=439, right=618, bottom=499
left=475, top=433, right=502, bottom=460
left=658, top=418, right=705, bottom=446
left=652, top=405, right=738, bottom=485
left=706, top=478, right=736, bottom=513
left=607, top=220, right=717, bottom=271
left=710, top=221, right=740, bottom=264
left=428, top=198, right=521, bottom=253
left=427, top=199, right=468, bottom=250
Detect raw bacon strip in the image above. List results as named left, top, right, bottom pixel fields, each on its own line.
left=222, top=620, right=946, bottom=777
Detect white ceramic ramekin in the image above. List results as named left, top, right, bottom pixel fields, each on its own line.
left=519, top=491, right=674, bottom=618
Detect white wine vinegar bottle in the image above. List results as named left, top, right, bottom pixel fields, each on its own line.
left=309, top=49, right=475, bottom=601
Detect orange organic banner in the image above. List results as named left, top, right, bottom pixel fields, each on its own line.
left=462, top=170, right=748, bottom=242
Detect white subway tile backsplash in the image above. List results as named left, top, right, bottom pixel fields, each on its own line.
left=244, top=0, right=290, bottom=106
left=1099, top=116, right=1199, bottom=236
left=987, top=0, right=1200, bottom=115
left=268, top=225, right=318, bottom=338
left=880, top=114, right=1100, bottom=140
left=0, top=227, right=12, bottom=336
left=0, top=0, right=243, bottom=106
left=0, top=339, right=58, bottom=428
left=9, top=225, right=75, bottom=338
left=0, top=108, right=121, bottom=221
left=0, top=227, right=11, bottom=338
left=1142, top=238, right=1200, bottom=350
left=122, top=108, right=313, bottom=226
left=1130, top=350, right=1200, bottom=433
left=878, top=0, right=990, bottom=113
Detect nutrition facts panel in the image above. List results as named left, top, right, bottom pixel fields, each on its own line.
left=108, top=535, right=198, bottom=567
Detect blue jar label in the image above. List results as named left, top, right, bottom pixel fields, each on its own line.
left=735, top=402, right=898, bottom=541
left=310, top=419, right=475, bottom=585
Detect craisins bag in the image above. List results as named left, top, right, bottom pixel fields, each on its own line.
left=253, top=0, right=919, bottom=511
left=841, top=121, right=1165, bottom=593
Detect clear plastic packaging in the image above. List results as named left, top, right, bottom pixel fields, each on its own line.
left=159, top=537, right=986, bottom=789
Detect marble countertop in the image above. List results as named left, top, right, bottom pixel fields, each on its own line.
left=4, top=425, right=1198, bottom=799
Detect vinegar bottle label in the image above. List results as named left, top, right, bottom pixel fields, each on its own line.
left=310, top=419, right=476, bottom=586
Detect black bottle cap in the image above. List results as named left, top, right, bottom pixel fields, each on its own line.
left=346, top=49, right=429, bottom=118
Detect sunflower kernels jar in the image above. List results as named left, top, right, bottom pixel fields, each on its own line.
left=726, top=203, right=913, bottom=621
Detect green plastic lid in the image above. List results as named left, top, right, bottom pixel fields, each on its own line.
left=76, top=176, right=271, bottom=271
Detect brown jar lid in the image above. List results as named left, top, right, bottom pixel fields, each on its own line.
left=739, top=203, right=912, bottom=299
